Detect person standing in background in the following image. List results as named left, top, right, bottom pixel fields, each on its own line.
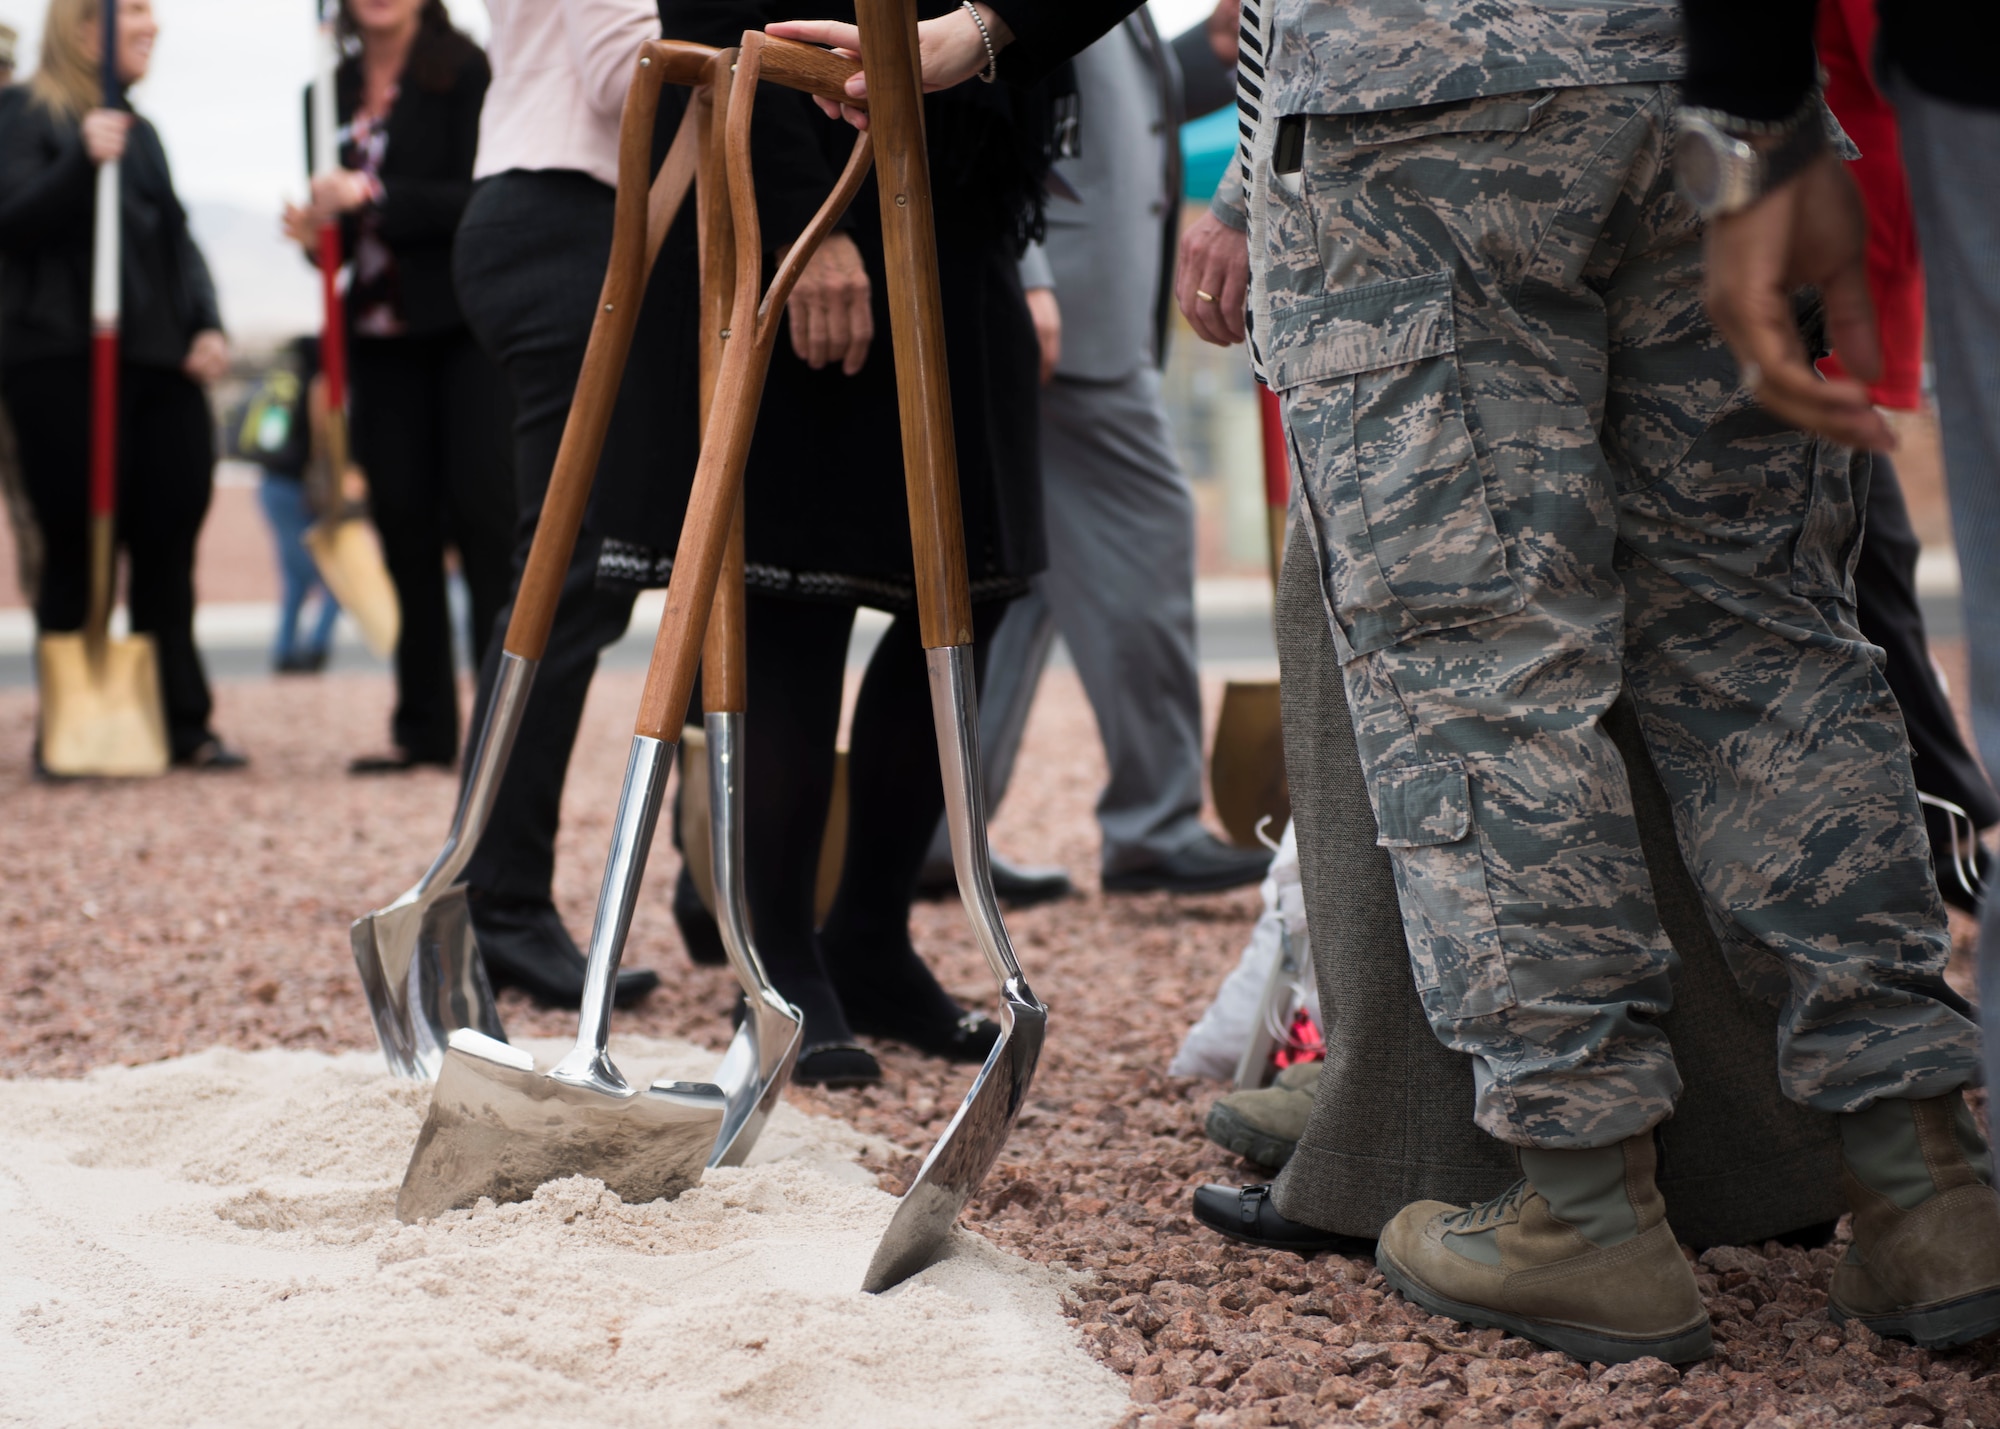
left=919, top=5, right=1269, bottom=900
left=0, top=0, right=243, bottom=771
left=0, top=21, right=16, bottom=84
left=237, top=336, right=341, bottom=675
left=282, top=0, right=514, bottom=775
left=0, top=17, right=34, bottom=608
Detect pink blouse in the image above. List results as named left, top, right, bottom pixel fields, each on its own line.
left=474, top=0, right=661, bottom=188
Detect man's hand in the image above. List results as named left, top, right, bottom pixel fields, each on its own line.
left=1025, top=286, right=1060, bottom=384
left=783, top=232, right=873, bottom=375
left=1176, top=211, right=1249, bottom=347
left=183, top=329, right=229, bottom=385
left=1703, top=148, right=1891, bottom=451
left=767, top=5, right=1012, bottom=130
left=81, top=108, right=131, bottom=164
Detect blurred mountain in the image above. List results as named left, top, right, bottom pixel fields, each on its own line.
left=186, top=202, right=320, bottom=344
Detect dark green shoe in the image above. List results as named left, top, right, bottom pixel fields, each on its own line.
left=1204, top=1061, right=1320, bottom=1168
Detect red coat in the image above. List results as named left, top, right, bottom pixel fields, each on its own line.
left=1816, top=0, right=1926, bottom=411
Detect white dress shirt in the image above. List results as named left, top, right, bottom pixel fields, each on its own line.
left=474, top=0, right=661, bottom=188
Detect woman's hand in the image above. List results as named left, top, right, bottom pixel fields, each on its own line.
left=783, top=232, right=874, bottom=375
left=1176, top=211, right=1250, bottom=347
left=81, top=108, right=133, bottom=164
left=767, top=5, right=1012, bottom=130
left=183, top=329, right=230, bottom=385
left=309, top=169, right=376, bottom=217
left=280, top=202, right=319, bottom=251
left=1025, top=286, right=1060, bottom=385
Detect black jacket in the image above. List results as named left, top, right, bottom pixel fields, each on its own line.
left=303, top=31, right=488, bottom=337
left=0, top=87, right=222, bottom=370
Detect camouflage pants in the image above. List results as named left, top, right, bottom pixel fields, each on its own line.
left=1257, top=82, right=1981, bottom=1148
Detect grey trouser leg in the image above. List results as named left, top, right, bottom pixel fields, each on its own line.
left=1895, top=78, right=2000, bottom=1103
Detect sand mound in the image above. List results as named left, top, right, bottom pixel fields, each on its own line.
left=0, top=1041, right=1127, bottom=1429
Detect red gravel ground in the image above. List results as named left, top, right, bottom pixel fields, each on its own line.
left=6, top=665, right=2000, bottom=1428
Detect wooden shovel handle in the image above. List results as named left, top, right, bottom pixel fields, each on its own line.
left=853, top=0, right=972, bottom=649
left=500, top=50, right=691, bottom=660
left=634, top=34, right=874, bottom=740
left=695, top=62, right=748, bottom=715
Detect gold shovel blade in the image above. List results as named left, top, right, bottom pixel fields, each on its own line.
left=861, top=981, right=1046, bottom=1292
left=303, top=517, right=399, bottom=659
left=397, top=1030, right=727, bottom=1222
left=36, top=632, right=169, bottom=777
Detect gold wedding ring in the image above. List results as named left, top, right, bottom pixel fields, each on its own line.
left=1195, top=289, right=1217, bottom=303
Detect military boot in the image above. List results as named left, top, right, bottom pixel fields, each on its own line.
left=1204, top=1061, right=1321, bottom=1168
left=1830, top=1091, right=2000, bottom=1348
left=1377, top=1134, right=1711, bottom=1365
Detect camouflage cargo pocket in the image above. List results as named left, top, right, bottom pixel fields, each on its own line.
left=1790, top=439, right=1866, bottom=608
left=1372, top=758, right=1517, bottom=1020
left=1272, top=271, right=1524, bottom=660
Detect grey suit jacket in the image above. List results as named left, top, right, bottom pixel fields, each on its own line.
left=1021, top=14, right=1184, bottom=382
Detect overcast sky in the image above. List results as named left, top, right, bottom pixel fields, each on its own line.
left=4, top=0, right=1212, bottom=209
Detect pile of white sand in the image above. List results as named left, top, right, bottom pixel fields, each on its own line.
left=0, top=1040, right=1126, bottom=1428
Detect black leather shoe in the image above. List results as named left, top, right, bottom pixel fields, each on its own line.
left=1192, top=1183, right=1372, bottom=1254
left=916, top=851, right=1075, bottom=907
left=469, top=895, right=659, bottom=1009
left=1102, top=833, right=1272, bottom=895
left=176, top=738, right=250, bottom=771
left=793, top=1042, right=883, bottom=1088
left=349, top=749, right=453, bottom=775
left=672, top=867, right=729, bottom=966
left=847, top=1006, right=1003, bottom=1063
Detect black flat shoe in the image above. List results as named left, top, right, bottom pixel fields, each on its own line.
left=672, top=866, right=728, bottom=966
left=793, top=1042, right=882, bottom=1087
left=177, top=738, right=249, bottom=771
left=468, top=895, right=659, bottom=1009
left=1192, top=1183, right=1373, bottom=1254
left=846, top=1007, right=1002, bottom=1063
left=1102, top=833, right=1272, bottom=895
left=349, top=749, right=454, bottom=775
left=916, top=851, right=1076, bottom=907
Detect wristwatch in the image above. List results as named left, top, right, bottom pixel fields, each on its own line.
left=1674, top=94, right=1829, bottom=220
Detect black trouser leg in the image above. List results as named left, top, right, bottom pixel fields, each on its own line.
left=437, top=331, right=517, bottom=677
left=817, top=601, right=1005, bottom=1032
left=1854, top=452, right=2000, bottom=906
left=351, top=337, right=458, bottom=763
left=5, top=358, right=90, bottom=636
left=741, top=592, right=855, bottom=1045
left=119, top=367, right=215, bottom=757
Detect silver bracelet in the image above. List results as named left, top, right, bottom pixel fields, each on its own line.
left=961, top=0, right=999, bottom=84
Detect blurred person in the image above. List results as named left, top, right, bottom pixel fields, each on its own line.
left=0, top=21, right=16, bottom=84
left=591, top=2, right=1065, bottom=1086
left=283, top=0, right=514, bottom=775
left=911, top=4, right=1269, bottom=902
left=0, top=0, right=244, bottom=770
left=236, top=336, right=341, bottom=674
left=0, top=20, right=30, bottom=603
left=779, top=0, right=1996, bottom=1359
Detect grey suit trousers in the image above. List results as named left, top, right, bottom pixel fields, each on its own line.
left=1268, top=516, right=1845, bottom=1247
left=971, top=367, right=1211, bottom=872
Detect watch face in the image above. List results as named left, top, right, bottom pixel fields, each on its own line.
left=1677, top=129, right=1723, bottom=210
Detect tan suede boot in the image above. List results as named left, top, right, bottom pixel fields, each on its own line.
left=1376, top=1134, right=1711, bottom=1365
left=1204, top=1061, right=1321, bottom=1168
left=1830, top=1091, right=2000, bottom=1348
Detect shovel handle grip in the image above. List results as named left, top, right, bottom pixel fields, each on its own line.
left=694, top=67, right=749, bottom=716
left=634, top=35, right=874, bottom=740
left=317, top=224, right=347, bottom=413
left=501, top=49, right=683, bottom=661
left=854, top=0, right=972, bottom=650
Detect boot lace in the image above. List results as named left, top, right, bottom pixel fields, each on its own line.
left=1439, top=1179, right=1531, bottom=1234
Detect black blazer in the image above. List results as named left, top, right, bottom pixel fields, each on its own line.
left=0, top=87, right=222, bottom=370
left=303, top=31, right=488, bottom=338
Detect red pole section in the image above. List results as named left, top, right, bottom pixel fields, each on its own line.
left=318, top=224, right=346, bottom=412
left=89, top=329, right=118, bottom=520
left=1258, top=384, right=1288, bottom=513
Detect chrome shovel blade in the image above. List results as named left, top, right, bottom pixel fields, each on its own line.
left=861, top=982, right=1045, bottom=1291
left=351, top=888, right=504, bottom=1081
left=704, top=711, right=805, bottom=1168
left=350, top=652, right=534, bottom=1079
left=397, top=1029, right=726, bottom=1221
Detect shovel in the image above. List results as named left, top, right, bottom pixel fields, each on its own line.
left=844, top=0, right=1049, bottom=1293
left=301, top=1, right=399, bottom=661
left=37, top=0, right=168, bottom=780
left=351, top=41, right=719, bottom=1079
left=687, top=72, right=805, bottom=1167
left=396, top=38, right=874, bottom=1219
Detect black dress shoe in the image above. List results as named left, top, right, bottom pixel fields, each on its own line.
left=1192, top=1183, right=1373, bottom=1254
left=349, top=749, right=454, bottom=775
left=916, top=851, right=1076, bottom=907
left=672, top=867, right=729, bottom=966
left=176, top=738, right=250, bottom=771
left=793, top=1042, right=882, bottom=1087
left=846, top=1007, right=1002, bottom=1063
left=469, top=895, right=659, bottom=1009
left=1102, top=833, right=1272, bottom=895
